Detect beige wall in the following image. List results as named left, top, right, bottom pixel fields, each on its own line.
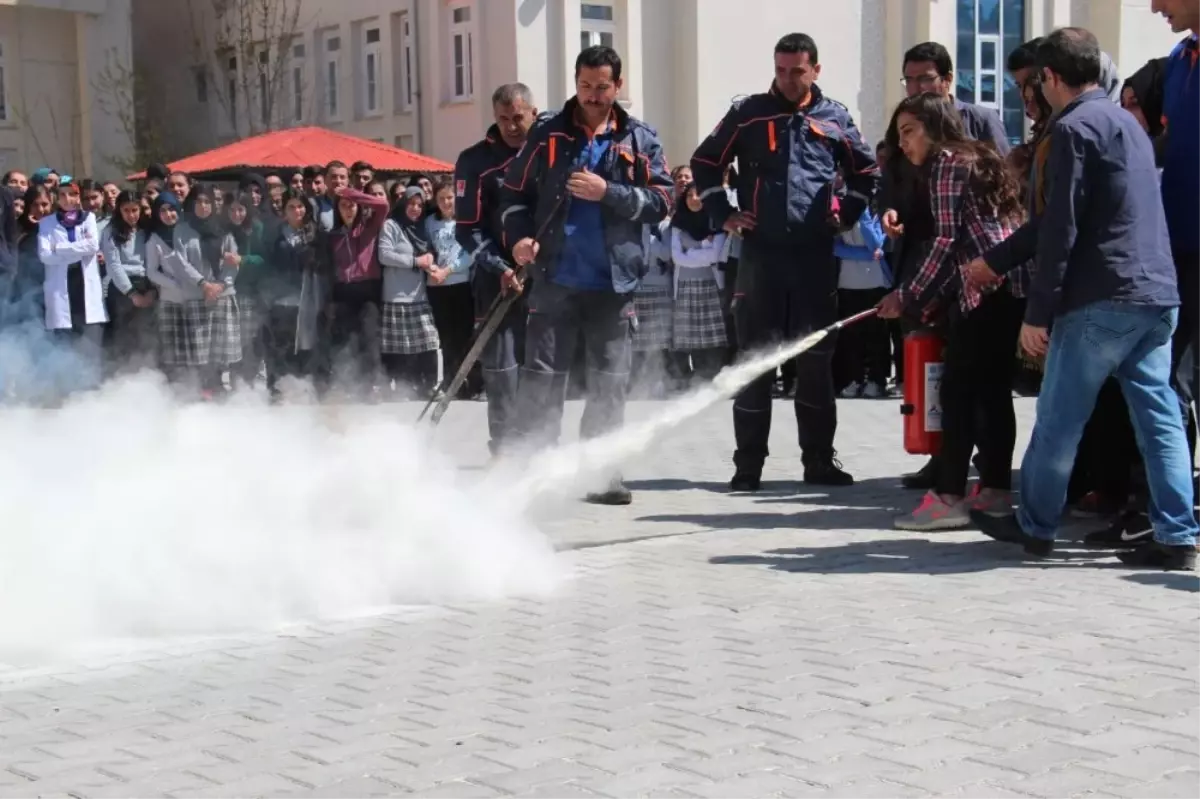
left=0, top=0, right=133, bottom=180
left=131, top=0, right=1188, bottom=171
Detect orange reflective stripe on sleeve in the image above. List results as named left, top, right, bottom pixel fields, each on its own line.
left=548, top=136, right=557, bottom=168
left=767, top=120, right=777, bottom=152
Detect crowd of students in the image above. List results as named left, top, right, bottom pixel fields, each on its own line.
left=0, top=162, right=483, bottom=403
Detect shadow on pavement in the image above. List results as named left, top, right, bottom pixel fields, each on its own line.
left=637, top=504, right=898, bottom=532
left=1121, top=572, right=1200, bottom=592
left=708, top=538, right=1107, bottom=575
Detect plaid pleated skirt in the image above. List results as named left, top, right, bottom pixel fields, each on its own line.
left=382, top=301, right=440, bottom=355
left=238, top=295, right=262, bottom=341
left=672, top=276, right=727, bottom=351
left=158, top=296, right=243, bottom=367
left=632, top=286, right=673, bottom=352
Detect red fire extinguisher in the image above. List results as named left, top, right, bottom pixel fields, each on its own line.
left=901, top=330, right=945, bottom=455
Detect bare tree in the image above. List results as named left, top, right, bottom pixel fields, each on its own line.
left=92, top=49, right=170, bottom=174
left=8, top=96, right=82, bottom=174
left=185, top=0, right=307, bottom=136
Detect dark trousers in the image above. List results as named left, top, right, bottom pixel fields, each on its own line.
left=1067, top=379, right=1140, bottom=504
left=670, top=349, right=725, bottom=385
left=721, top=258, right=739, bottom=364
left=262, top=304, right=311, bottom=394
left=474, top=272, right=526, bottom=453
left=889, top=319, right=905, bottom=382
left=1171, top=251, right=1198, bottom=462
left=935, top=292, right=1024, bottom=496
left=326, top=279, right=382, bottom=395
left=515, top=281, right=633, bottom=451
left=103, top=276, right=157, bottom=377
left=732, top=238, right=840, bottom=472
left=833, top=287, right=890, bottom=391
left=429, top=281, right=481, bottom=396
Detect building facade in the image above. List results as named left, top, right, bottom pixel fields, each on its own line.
left=131, top=0, right=1184, bottom=169
left=0, top=0, right=134, bottom=180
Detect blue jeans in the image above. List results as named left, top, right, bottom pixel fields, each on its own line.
left=1018, top=302, right=1198, bottom=546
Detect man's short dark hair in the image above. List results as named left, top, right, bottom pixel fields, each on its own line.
left=775, top=33, right=819, bottom=64
left=145, top=162, right=169, bottom=181
left=325, top=160, right=348, bottom=175
left=904, top=42, right=953, bottom=76
left=1006, top=37, right=1044, bottom=72
left=575, top=45, right=622, bottom=82
left=1037, top=28, right=1102, bottom=88
left=350, top=161, right=373, bottom=173
left=303, top=164, right=323, bottom=181
left=492, top=82, right=534, bottom=107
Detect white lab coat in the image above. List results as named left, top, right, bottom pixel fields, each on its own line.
left=37, top=212, right=108, bottom=329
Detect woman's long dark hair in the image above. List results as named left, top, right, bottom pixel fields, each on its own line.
left=109, top=189, right=142, bottom=245
left=888, top=92, right=1024, bottom=225
left=18, top=185, right=52, bottom=240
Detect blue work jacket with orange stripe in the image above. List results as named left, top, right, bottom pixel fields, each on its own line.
left=497, top=98, right=674, bottom=295
left=691, top=83, right=878, bottom=248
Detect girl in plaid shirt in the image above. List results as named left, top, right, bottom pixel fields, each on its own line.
left=878, top=93, right=1028, bottom=532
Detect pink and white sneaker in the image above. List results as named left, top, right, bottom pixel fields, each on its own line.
left=968, top=484, right=1014, bottom=518
left=894, top=491, right=972, bottom=531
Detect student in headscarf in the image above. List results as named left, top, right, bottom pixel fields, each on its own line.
left=145, top=188, right=241, bottom=399
left=376, top=185, right=440, bottom=397
left=37, top=181, right=108, bottom=393
left=1120, top=57, right=1167, bottom=140
left=226, top=192, right=269, bottom=389
left=667, top=181, right=728, bottom=387
left=101, top=189, right=157, bottom=375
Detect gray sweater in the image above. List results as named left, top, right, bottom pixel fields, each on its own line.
left=100, top=227, right=147, bottom=295
left=146, top=223, right=238, bottom=304
left=377, top=218, right=429, bottom=304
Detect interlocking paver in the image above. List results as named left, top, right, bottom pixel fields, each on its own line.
left=1, top=399, right=1197, bottom=797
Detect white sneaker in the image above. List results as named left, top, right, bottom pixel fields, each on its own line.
left=840, top=382, right=863, bottom=399
left=862, top=382, right=885, bottom=399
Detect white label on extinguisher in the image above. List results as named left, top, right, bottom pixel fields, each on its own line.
left=924, top=362, right=944, bottom=432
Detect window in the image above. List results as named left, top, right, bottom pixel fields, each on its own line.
left=394, top=12, right=415, bottom=111
left=449, top=4, right=474, bottom=100
left=324, top=32, right=341, bottom=119
left=226, top=55, right=238, bottom=129
left=0, top=41, right=7, bottom=122
left=956, top=0, right=1026, bottom=145
left=363, top=26, right=382, bottom=115
left=194, top=68, right=208, bottom=103
left=580, top=2, right=616, bottom=50
left=291, top=43, right=305, bottom=122
left=258, top=49, right=270, bottom=126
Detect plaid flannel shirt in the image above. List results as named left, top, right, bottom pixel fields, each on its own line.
left=898, top=149, right=1022, bottom=314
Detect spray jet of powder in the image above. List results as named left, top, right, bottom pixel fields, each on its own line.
left=0, top=372, right=562, bottom=660
left=503, top=310, right=877, bottom=504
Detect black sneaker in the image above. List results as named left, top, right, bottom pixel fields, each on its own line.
left=901, top=458, right=938, bottom=490
left=730, top=470, right=762, bottom=492
left=969, top=510, right=1055, bottom=558
left=1117, top=541, right=1197, bottom=571
left=804, top=456, right=854, bottom=487
left=1084, top=512, right=1153, bottom=549
left=585, top=479, right=632, bottom=506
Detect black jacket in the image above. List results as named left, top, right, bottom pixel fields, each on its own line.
left=691, top=83, right=878, bottom=247
left=497, top=98, right=673, bottom=294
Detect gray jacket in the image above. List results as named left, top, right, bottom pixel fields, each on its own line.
left=146, top=223, right=238, bottom=304
left=378, top=219, right=429, bottom=304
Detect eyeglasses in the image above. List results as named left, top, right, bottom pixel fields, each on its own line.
left=900, top=74, right=943, bottom=88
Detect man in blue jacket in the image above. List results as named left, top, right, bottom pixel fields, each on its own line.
left=454, top=82, right=544, bottom=457
left=972, top=28, right=1197, bottom=571
left=498, top=45, right=673, bottom=505
left=690, top=33, right=879, bottom=492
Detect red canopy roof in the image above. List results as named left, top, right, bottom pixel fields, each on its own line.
left=128, top=126, right=452, bottom=181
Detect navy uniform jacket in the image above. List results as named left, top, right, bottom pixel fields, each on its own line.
left=496, top=98, right=673, bottom=294
left=690, top=83, right=879, bottom=247
left=453, top=115, right=554, bottom=282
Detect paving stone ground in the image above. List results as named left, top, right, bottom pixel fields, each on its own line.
left=1, top=397, right=1198, bottom=798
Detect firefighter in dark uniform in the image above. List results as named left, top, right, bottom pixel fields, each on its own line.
left=691, top=33, right=879, bottom=492
left=454, top=83, right=545, bottom=456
